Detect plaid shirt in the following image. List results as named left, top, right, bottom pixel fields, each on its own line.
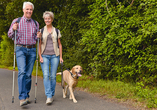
left=8, top=16, right=39, bottom=45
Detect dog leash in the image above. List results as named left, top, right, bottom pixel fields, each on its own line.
left=61, top=62, right=64, bottom=89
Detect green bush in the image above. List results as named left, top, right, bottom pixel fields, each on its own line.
left=0, top=33, right=14, bottom=66
left=80, top=0, right=157, bottom=84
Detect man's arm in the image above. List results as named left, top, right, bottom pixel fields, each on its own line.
left=8, top=18, right=18, bottom=39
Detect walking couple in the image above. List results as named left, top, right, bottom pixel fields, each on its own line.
left=8, top=1, right=63, bottom=106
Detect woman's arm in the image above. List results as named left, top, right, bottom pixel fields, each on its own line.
left=58, top=38, right=63, bottom=63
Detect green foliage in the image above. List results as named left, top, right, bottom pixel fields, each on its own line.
left=0, top=33, right=14, bottom=66
left=55, top=0, right=95, bottom=70
left=134, top=82, right=157, bottom=108
left=1, top=0, right=157, bottom=83
left=80, top=0, right=157, bottom=83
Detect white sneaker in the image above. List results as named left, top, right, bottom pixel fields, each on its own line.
left=46, top=98, right=52, bottom=105
left=26, top=98, right=31, bottom=104
left=20, top=99, right=27, bottom=106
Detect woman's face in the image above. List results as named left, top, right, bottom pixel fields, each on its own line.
left=44, top=15, right=53, bottom=26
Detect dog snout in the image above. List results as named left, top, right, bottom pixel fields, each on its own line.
left=79, top=70, right=82, bottom=73
left=76, top=70, right=82, bottom=74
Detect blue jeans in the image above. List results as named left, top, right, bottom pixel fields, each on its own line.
left=40, top=55, right=59, bottom=98
left=16, top=46, right=36, bottom=100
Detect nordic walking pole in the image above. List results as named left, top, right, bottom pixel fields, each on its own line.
left=12, top=29, right=17, bottom=103
left=61, top=62, right=64, bottom=89
left=35, top=38, right=39, bottom=103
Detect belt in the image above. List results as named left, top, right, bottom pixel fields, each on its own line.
left=17, top=44, right=36, bottom=48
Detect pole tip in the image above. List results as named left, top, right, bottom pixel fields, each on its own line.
left=12, top=97, right=14, bottom=103
left=34, top=98, right=36, bottom=103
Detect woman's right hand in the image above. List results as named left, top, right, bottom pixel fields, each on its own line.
left=40, top=57, right=43, bottom=63
left=37, top=31, right=42, bottom=38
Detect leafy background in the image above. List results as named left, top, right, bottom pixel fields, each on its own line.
left=1, top=0, right=157, bottom=108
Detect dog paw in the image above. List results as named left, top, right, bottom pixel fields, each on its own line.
left=63, top=96, right=66, bottom=98
left=69, top=95, right=73, bottom=100
left=73, top=100, right=77, bottom=103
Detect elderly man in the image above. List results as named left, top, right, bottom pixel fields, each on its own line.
left=8, top=2, right=40, bottom=106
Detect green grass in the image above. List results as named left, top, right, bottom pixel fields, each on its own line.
left=1, top=65, right=157, bottom=109
left=76, top=75, right=157, bottom=109
left=77, top=76, right=136, bottom=99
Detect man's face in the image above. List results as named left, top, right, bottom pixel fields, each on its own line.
left=23, top=4, right=33, bottom=19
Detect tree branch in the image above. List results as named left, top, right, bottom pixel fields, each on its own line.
left=130, top=0, right=134, bottom=7
left=125, top=0, right=131, bottom=4
left=116, top=0, right=121, bottom=10
left=105, top=0, right=110, bottom=15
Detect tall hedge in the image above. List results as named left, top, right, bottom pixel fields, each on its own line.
left=80, top=0, right=157, bottom=84
left=1, top=0, right=157, bottom=85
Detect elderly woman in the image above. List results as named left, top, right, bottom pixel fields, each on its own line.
left=38, top=11, right=63, bottom=105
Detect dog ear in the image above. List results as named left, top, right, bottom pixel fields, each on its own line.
left=72, top=67, right=75, bottom=73
left=81, top=67, right=83, bottom=73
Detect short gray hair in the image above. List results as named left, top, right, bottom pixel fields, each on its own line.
left=43, top=11, right=54, bottom=20
left=23, top=2, right=34, bottom=10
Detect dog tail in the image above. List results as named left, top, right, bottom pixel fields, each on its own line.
left=56, top=72, right=61, bottom=75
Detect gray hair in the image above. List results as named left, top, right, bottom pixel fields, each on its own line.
left=43, top=11, right=54, bottom=20
left=23, top=2, right=34, bottom=10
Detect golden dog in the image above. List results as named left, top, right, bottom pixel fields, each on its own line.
left=57, top=65, right=83, bottom=103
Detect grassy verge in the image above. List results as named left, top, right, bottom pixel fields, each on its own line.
left=1, top=65, right=157, bottom=109
left=56, top=74, right=157, bottom=109
left=56, top=75, right=157, bottom=109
